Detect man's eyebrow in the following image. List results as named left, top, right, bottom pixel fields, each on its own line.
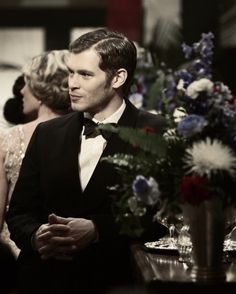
left=78, top=69, right=94, bottom=74
left=67, top=66, right=93, bottom=75
left=76, top=69, right=94, bottom=75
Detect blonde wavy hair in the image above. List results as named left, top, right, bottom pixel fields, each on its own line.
left=23, top=50, right=71, bottom=114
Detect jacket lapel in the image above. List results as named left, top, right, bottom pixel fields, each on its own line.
left=61, top=112, right=84, bottom=194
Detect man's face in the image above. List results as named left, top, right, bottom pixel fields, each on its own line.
left=67, top=49, right=115, bottom=118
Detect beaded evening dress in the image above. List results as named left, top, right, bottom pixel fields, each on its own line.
left=1, top=125, right=25, bottom=256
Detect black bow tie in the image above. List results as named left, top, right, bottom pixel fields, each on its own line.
left=83, top=118, right=116, bottom=140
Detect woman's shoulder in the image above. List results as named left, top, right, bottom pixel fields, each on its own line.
left=0, top=125, right=24, bottom=160
left=0, top=125, right=23, bottom=145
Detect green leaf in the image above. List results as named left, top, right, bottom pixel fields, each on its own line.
left=99, top=124, right=167, bottom=158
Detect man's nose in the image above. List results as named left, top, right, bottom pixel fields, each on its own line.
left=69, top=75, right=80, bottom=90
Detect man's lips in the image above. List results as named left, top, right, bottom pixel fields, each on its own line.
left=70, top=94, right=82, bottom=101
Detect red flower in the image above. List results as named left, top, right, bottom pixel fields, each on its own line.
left=142, top=126, right=155, bottom=133
left=180, top=175, right=210, bottom=206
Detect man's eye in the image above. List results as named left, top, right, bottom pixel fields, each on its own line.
left=82, top=72, right=91, bottom=77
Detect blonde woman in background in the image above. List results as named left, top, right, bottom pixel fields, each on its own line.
left=0, top=50, right=71, bottom=256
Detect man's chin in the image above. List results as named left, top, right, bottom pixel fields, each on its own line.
left=71, top=103, right=85, bottom=112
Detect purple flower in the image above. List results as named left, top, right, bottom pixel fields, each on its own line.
left=192, top=59, right=204, bottom=71
left=182, top=43, right=192, bottom=59
left=200, top=45, right=213, bottom=64
left=193, top=42, right=201, bottom=52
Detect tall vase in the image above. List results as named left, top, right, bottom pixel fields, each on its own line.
left=184, top=197, right=226, bottom=282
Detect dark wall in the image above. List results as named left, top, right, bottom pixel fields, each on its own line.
left=182, top=0, right=236, bottom=94
left=182, top=0, right=220, bottom=45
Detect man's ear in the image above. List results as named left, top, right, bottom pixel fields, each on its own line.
left=112, top=68, right=128, bottom=89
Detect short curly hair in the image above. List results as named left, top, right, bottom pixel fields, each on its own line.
left=23, top=50, right=71, bottom=114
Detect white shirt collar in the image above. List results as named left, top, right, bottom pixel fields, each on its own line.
left=84, top=100, right=126, bottom=124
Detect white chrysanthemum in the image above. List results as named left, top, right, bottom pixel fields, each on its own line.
left=186, top=78, right=214, bottom=99
left=184, top=138, right=236, bottom=177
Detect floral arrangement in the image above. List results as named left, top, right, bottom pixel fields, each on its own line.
left=100, top=32, right=236, bottom=237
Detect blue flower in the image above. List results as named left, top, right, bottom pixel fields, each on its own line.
left=176, top=69, right=193, bottom=87
left=177, top=114, right=208, bottom=137
left=132, top=175, right=160, bottom=205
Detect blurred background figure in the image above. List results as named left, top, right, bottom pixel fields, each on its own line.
left=0, top=49, right=72, bottom=257
left=3, top=75, right=25, bottom=126
left=3, top=74, right=38, bottom=126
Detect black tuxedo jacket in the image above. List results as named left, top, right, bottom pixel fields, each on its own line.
left=7, top=100, right=167, bottom=293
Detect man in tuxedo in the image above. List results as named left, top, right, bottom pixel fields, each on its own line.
left=7, top=29, right=167, bottom=293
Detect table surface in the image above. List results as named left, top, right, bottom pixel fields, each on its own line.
left=131, top=243, right=236, bottom=292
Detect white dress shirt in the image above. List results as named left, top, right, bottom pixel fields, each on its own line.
left=79, top=100, right=126, bottom=191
